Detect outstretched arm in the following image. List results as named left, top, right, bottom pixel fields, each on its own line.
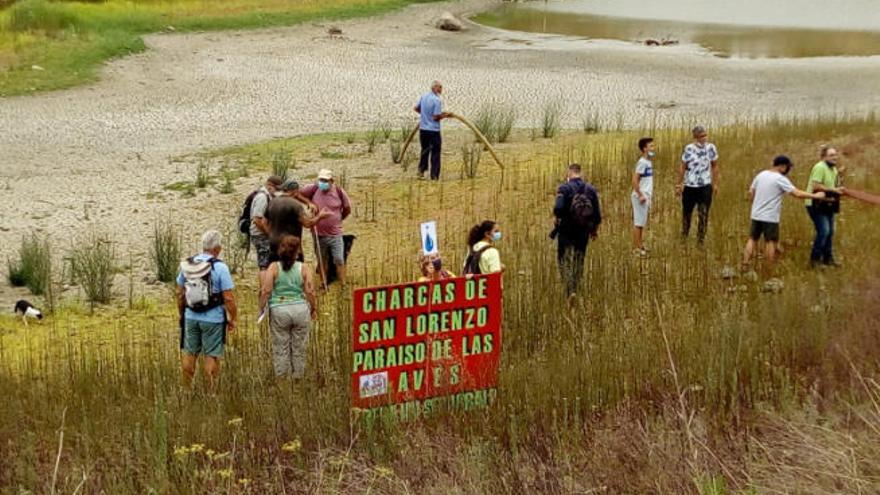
left=791, top=189, right=825, bottom=200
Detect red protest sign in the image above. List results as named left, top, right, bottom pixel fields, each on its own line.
left=351, top=273, right=503, bottom=420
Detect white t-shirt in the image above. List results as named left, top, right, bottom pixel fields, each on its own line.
left=750, top=170, right=795, bottom=223
left=634, top=157, right=654, bottom=197
left=681, top=142, right=718, bottom=188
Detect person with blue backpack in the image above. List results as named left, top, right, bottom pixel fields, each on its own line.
left=177, top=230, right=238, bottom=393
left=552, top=163, right=602, bottom=298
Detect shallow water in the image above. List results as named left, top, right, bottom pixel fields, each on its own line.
left=474, top=0, right=880, bottom=58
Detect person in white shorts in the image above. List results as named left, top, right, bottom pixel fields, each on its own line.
left=631, top=137, right=655, bottom=256
left=741, top=155, right=825, bottom=274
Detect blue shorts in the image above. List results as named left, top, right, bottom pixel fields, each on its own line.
left=183, top=319, right=225, bottom=357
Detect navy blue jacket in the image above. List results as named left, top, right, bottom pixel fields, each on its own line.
left=554, top=178, right=602, bottom=236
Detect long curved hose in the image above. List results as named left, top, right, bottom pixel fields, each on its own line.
left=397, top=112, right=505, bottom=170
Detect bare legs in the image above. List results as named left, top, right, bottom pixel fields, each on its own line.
left=181, top=354, right=221, bottom=393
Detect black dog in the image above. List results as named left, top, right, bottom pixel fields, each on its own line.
left=14, top=300, right=43, bottom=325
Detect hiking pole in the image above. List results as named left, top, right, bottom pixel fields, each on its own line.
left=311, top=227, right=328, bottom=291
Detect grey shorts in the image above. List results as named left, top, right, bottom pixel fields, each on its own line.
left=631, top=192, right=651, bottom=227
left=251, top=235, right=273, bottom=270
left=318, top=235, right=345, bottom=265
left=183, top=319, right=224, bottom=357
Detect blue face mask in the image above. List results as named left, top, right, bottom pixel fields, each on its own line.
left=492, top=231, right=502, bottom=242
left=318, top=181, right=331, bottom=192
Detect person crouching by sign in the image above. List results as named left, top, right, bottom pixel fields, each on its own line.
left=463, top=220, right=503, bottom=275
left=177, top=230, right=237, bottom=393
left=418, top=253, right=455, bottom=282
left=259, top=235, right=318, bottom=379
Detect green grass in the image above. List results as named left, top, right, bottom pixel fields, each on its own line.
left=0, top=0, right=438, bottom=96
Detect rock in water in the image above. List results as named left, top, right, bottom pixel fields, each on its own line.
left=436, top=12, right=463, bottom=32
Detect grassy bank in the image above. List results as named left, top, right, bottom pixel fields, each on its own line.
left=0, top=0, right=436, bottom=96
left=2, top=115, right=880, bottom=492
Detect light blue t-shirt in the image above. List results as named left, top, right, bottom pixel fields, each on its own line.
left=417, top=92, right=443, bottom=132
left=176, top=253, right=234, bottom=324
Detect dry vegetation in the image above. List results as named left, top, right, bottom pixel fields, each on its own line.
left=2, top=115, right=880, bottom=493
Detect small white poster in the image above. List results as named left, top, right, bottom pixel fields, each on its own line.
left=359, top=371, right=389, bottom=399
left=421, top=221, right=438, bottom=256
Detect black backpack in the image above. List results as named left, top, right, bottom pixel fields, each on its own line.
left=237, top=190, right=269, bottom=235
left=462, top=246, right=492, bottom=275
left=569, top=183, right=596, bottom=229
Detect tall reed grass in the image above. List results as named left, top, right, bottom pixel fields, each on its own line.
left=150, top=220, right=183, bottom=283
left=2, top=114, right=880, bottom=492
left=541, top=101, right=561, bottom=138
left=271, top=148, right=293, bottom=180
left=5, top=234, right=51, bottom=295
left=473, top=102, right=516, bottom=143
left=69, top=230, right=116, bottom=306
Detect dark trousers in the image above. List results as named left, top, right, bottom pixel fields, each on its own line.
left=557, top=234, right=589, bottom=296
left=806, top=206, right=835, bottom=263
left=682, top=185, right=713, bottom=243
left=418, top=130, right=442, bottom=180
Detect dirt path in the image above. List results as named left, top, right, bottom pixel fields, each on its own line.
left=1, top=0, right=879, bottom=284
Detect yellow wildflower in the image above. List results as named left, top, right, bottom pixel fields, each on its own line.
left=238, top=478, right=251, bottom=486
left=227, top=417, right=243, bottom=427
left=281, top=439, right=302, bottom=453
left=173, top=446, right=189, bottom=458
left=375, top=466, right=393, bottom=478
left=205, top=449, right=216, bottom=459
left=217, top=468, right=234, bottom=479
left=189, top=443, right=205, bottom=453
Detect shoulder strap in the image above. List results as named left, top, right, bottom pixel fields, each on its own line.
left=471, top=245, right=492, bottom=257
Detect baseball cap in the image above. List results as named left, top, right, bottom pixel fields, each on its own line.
left=281, top=179, right=300, bottom=191
left=317, top=169, right=333, bottom=181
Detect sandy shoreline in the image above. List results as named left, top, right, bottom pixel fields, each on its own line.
left=1, top=0, right=879, bottom=302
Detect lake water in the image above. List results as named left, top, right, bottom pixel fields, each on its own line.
left=473, top=0, right=880, bottom=58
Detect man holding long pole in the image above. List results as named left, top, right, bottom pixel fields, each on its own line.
left=413, top=80, right=450, bottom=180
